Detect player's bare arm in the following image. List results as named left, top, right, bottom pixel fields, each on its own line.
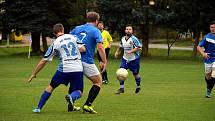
left=78, top=44, right=86, bottom=52
left=28, top=59, right=47, bottom=83
left=115, top=47, right=123, bottom=58
left=197, top=46, right=210, bottom=59
left=97, top=43, right=107, bottom=73
left=127, top=47, right=141, bottom=55
left=107, top=41, right=112, bottom=48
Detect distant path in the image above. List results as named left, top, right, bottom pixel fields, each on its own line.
left=0, top=35, right=193, bottom=51
left=112, top=42, right=193, bottom=51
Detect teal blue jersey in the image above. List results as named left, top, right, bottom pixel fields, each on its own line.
left=70, top=23, right=102, bottom=64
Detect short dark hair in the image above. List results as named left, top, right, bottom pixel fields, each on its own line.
left=98, top=21, right=104, bottom=24
left=98, top=21, right=104, bottom=25
left=126, top=24, right=133, bottom=28
left=98, top=21, right=105, bottom=27
left=86, top=11, right=100, bottom=22
left=210, top=21, right=215, bottom=25
left=53, top=23, right=64, bottom=35
left=125, top=24, right=134, bottom=30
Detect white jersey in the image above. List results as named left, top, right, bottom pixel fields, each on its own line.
left=43, top=34, right=83, bottom=72
left=120, top=35, right=142, bottom=61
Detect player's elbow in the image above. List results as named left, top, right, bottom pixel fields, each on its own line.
left=79, top=46, right=86, bottom=52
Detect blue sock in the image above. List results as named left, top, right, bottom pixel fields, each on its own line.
left=37, top=91, right=51, bottom=109
left=70, top=90, right=81, bottom=102
left=135, top=77, right=141, bottom=88
left=119, top=80, right=124, bottom=89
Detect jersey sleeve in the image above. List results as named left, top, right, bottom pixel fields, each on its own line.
left=43, top=43, right=56, bottom=61
left=69, top=28, right=76, bottom=35
left=71, top=35, right=85, bottom=49
left=198, top=36, right=207, bottom=47
left=94, top=29, right=102, bottom=43
left=132, top=36, right=142, bottom=48
left=107, top=31, right=113, bottom=42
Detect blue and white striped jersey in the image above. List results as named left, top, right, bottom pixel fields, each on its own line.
left=120, top=35, right=142, bottom=61
left=43, top=34, right=83, bottom=72
left=199, top=33, right=215, bottom=63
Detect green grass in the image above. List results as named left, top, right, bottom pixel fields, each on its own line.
left=151, top=38, right=194, bottom=47
left=0, top=47, right=214, bottom=121
left=0, top=40, right=24, bottom=46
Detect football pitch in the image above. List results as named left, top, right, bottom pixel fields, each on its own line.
left=0, top=47, right=215, bottom=121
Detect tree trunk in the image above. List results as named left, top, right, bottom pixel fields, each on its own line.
left=192, top=29, right=200, bottom=58
left=166, top=28, right=170, bottom=56
left=1, top=29, right=8, bottom=42
left=142, top=26, right=149, bottom=57
left=167, top=31, right=179, bottom=57
left=141, top=15, right=149, bottom=57
left=31, top=32, right=41, bottom=55
left=42, top=34, right=48, bottom=52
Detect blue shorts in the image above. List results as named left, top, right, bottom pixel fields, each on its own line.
left=120, top=58, right=140, bottom=75
left=50, top=70, right=84, bottom=92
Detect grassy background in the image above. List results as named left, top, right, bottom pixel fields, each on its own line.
left=0, top=47, right=215, bottom=121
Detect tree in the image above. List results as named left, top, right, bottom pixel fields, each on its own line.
left=0, top=0, right=8, bottom=42
left=97, top=0, right=134, bottom=37
left=169, top=0, right=215, bottom=57
left=97, top=0, right=172, bottom=57
left=3, top=0, right=83, bottom=55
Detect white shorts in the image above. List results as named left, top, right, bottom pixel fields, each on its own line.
left=204, top=62, right=215, bottom=74
left=82, top=62, right=100, bottom=77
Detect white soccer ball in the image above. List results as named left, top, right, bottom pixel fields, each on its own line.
left=116, top=68, right=128, bottom=81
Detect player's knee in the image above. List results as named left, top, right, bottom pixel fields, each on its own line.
left=211, top=71, right=215, bottom=78
left=46, top=85, right=55, bottom=93
left=89, top=75, right=102, bottom=86
left=133, top=73, right=140, bottom=79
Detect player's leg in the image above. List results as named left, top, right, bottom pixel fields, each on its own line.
left=33, top=85, right=55, bottom=111
left=33, top=84, right=57, bottom=113
left=129, top=58, right=141, bottom=94
left=83, top=75, right=101, bottom=114
left=66, top=72, right=83, bottom=111
left=82, top=63, right=102, bottom=114
left=103, top=48, right=110, bottom=84
left=32, top=70, right=62, bottom=113
left=204, top=63, right=213, bottom=98
left=116, top=58, right=127, bottom=94
left=66, top=90, right=82, bottom=111
left=208, top=63, right=215, bottom=97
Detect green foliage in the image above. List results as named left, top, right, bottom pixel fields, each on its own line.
left=171, top=0, right=215, bottom=32
left=97, top=0, right=215, bottom=34
left=3, top=0, right=82, bottom=34
left=97, top=0, right=135, bottom=36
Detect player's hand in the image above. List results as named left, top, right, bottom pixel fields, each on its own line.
left=100, top=62, right=107, bottom=73
left=126, top=51, right=132, bottom=55
left=27, top=74, right=36, bottom=83
left=115, top=51, right=119, bottom=59
left=203, top=53, right=210, bottom=59
left=107, top=44, right=111, bottom=48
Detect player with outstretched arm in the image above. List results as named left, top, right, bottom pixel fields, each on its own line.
left=27, top=23, right=86, bottom=113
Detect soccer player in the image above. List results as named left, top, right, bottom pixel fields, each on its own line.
left=97, top=21, right=113, bottom=84
left=70, top=11, right=107, bottom=114
left=197, top=21, right=215, bottom=98
left=115, top=25, right=142, bottom=94
left=27, top=23, right=86, bottom=113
